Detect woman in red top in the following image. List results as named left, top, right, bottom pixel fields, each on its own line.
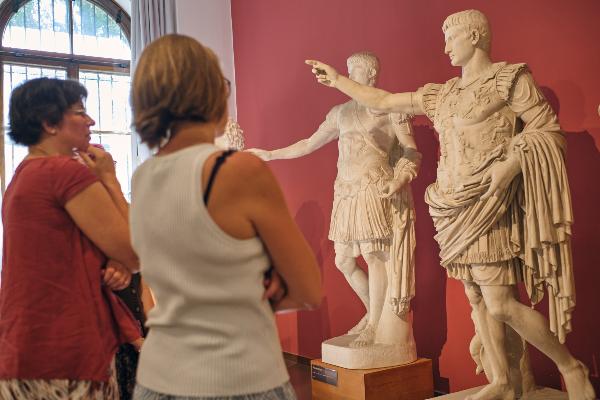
left=0, top=77, right=140, bottom=399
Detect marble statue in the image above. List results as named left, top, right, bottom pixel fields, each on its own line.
left=306, top=10, right=595, bottom=400
left=215, top=118, right=245, bottom=150
left=248, top=52, right=421, bottom=369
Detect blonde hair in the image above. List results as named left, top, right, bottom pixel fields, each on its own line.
left=442, top=10, right=491, bottom=52
left=132, top=34, right=228, bottom=148
left=346, top=51, right=380, bottom=77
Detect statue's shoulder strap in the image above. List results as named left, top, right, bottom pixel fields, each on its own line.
left=495, top=62, right=530, bottom=102
left=351, top=101, right=388, bottom=158
left=421, top=78, right=457, bottom=121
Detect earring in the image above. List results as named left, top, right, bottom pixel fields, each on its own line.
left=159, top=127, right=172, bottom=149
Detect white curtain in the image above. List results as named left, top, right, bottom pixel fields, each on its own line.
left=130, top=0, right=177, bottom=164
left=131, top=0, right=177, bottom=69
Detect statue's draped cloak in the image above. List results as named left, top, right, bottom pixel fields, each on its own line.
left=420, top=63, right=575, bottom=343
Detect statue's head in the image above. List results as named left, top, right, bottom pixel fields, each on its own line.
left=442, top=10, right=491, bottom=66
left=346, top=52, right=379, bottom=87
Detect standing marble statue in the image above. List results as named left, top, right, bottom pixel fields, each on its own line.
left=307, top=10, right=595, bottom=400
left=249, top=52, right=421, bottom=368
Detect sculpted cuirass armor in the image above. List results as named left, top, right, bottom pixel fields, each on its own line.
left=333, top=101, right=396, bottom=198
left=433, top=63, right=520, bottom=191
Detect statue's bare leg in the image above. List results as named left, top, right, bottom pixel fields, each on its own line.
left=464, top=282, right=515, bottom=400
left=505, top=286, right=536, bottom=395
left=350, top=251, right=387, bottom=348
left=334, top=251, right=370, bottom=334
left=480, top=285, right=596, bottom=400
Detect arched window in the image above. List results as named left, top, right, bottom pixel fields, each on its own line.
left=0, top=0, right=132, bottom=197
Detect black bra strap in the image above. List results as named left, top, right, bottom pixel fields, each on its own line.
left=203, top=149, right=236, bottom=205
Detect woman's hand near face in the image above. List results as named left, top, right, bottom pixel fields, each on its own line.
left=79, top=145, right=117, bottom=184
left=78, top=145, right=130, bottom=220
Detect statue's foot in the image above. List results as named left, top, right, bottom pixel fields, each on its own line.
left=349, top=324, right=376, bottom=348
left=347, top=313, right=369, bottom=335
left=561, top=360, right=596, bottom=400
left=464, top=382, right=515, bottom=400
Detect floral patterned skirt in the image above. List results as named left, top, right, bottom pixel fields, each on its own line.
left=0, top=359, right=118, bottom=400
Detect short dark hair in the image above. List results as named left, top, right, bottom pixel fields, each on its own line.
left=8, top=78, right=88, bottom=146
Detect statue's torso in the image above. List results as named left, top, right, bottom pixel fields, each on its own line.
left=433, top=64, right=519, bottom=191
left=334, top=101, right=397, bottom=197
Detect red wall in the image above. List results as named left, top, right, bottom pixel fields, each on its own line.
left=231, top=0, right=600, bottom=393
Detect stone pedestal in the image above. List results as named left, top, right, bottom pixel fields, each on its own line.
left=322, top=333, right=417, bottom=369
left=429, top=386, right=568, bottom=400
left=311, top=358, right=433, bottom=400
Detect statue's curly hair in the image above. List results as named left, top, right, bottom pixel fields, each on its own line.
left=442, top=10, right=491, bottom=53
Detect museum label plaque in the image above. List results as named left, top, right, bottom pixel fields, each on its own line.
left=311, top=364, right=338, bottom=386
left=311, top=358, right=433, bottom=400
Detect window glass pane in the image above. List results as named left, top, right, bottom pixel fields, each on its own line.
left=24, top=0, right=39, bottom=30
left=80, top=71, right=132, bottom=199
left=73, top=0, right=130, bottom=60
left=79, top=71, right=131, bottom=132
left=3, top=64, right=67, bottom=186
left=94, top=4, right=108, bottom=38
left=3, top=0, right=70, bottom=53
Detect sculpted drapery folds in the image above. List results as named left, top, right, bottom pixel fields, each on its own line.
left=421, top=63, right=575, bottom=343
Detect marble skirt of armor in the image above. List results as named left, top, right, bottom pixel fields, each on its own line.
left=133, top=381, right=297, bottom=400
left=445, top=210, right=524, bottom=286
left=329, top=184, right=398, bottom=259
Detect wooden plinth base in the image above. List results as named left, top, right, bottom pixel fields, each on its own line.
left=430, top=386, right=567, bottom=399
left=311, top=358, right=433, bottom=400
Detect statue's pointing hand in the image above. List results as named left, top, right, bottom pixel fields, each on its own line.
left=305, top=60, right=339, bottom=87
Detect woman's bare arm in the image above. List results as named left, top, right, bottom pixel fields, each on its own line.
left=65, top=182, right=139, bottom=273
left=214, top=153, right=322, bottom=311
left=79, top=145, right=129, bottom=219
left=140, top=277, right=156, bottom=316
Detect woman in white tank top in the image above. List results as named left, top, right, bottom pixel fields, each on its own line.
left=129, top=35, right=321, bottom=400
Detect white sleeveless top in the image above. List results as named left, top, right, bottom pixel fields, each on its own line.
left=130, top=143, right=289, bottom=396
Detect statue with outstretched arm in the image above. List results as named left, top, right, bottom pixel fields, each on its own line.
left=249, top=52, right=421, bottom=364
left=306, top=9, right=594, bottom=400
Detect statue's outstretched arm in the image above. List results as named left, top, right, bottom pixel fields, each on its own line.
left=247, top=107, right=340, bottom=161
left=305, top=59, right=424, bottom=115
